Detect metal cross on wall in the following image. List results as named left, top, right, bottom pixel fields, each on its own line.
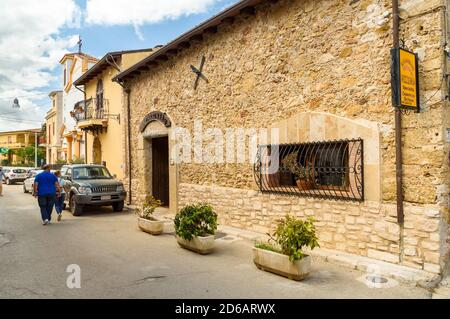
left=190, top=56, right=209, bottom=90
left=77, top=36, right=82, bottom=54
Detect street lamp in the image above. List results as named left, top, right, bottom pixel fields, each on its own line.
left=12, top=98, right=20, bottom=108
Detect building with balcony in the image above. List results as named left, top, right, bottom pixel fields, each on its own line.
left=0, top=129, right=43, bottom=165
left=59, top=51, right=99, bottom=163
left=73, top=47, right=157, bottom=179
left=45, top=91, right=64, bottom=164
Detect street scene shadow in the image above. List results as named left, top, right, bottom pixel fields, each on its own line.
left=74, top=206, right=131, bottom=218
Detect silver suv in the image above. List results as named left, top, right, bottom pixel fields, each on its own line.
left=62, top=164, right=127, bottom=216
left=2, top=168, right=28, bottom=185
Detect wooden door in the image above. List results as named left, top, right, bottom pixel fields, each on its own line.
left=152, top=136, right=169, bottom=207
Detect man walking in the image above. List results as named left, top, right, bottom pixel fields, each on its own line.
left=34, top=165, right=60, bottom=225
left=0, top=166, right=4, bottom=197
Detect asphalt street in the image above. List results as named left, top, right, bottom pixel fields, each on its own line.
left=0, top=184, right=432, bottom=298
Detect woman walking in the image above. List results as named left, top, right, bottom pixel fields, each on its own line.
left=54, top=170, right=66, bottom=222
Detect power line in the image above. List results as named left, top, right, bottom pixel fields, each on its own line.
left=0, top=115, right=43, bottom=124
left=0, top=91, right=59, bottom=101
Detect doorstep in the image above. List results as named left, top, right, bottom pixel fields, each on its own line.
left=217, top=225, right=441, bottom=289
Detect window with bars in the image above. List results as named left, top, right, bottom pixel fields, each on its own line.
left=253, top=139, right=364, bottom=201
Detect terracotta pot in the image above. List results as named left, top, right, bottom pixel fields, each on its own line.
left=138, top=217, right=164, bottom=235
left=176, top=235, right=215, bottom=255
left=296, top=179, right=314, bottom=190
left=253, top=247, right=311, bottom=281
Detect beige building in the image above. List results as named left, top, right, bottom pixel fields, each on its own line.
left=72, top=48, right=157, bottom=179
left=114, top=0, right=450, bottom=275
left=59, top=52, right=98, bottom=162
left=45, top=91, right=63, bottom=164
left=0, top=129, right=43, bottom=165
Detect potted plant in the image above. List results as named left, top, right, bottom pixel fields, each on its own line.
left=253, top=215, right=319, bottom=281
left=136, top=195, right=164, bottom=235
left=281, top=151, right=314, bottom=190
left=174, top=203, right=218, bottom=255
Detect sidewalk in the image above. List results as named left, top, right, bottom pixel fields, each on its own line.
left=131, top=205, right=448, bottom=296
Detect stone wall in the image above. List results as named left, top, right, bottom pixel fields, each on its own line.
left=125, top=0, right=449, bottom=272
left=178, top=183, right=442, bottom=273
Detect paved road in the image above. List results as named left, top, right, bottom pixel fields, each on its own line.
left=0, top=184, right=431, bottom=299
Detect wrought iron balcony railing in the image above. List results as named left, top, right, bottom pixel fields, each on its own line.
left=72, top=98, right=110, bottom=122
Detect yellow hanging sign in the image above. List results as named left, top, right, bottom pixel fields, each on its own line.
left=399, top=49, right=419, bottom=108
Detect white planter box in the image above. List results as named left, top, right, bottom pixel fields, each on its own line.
left=138, top=217, right=164, bottom=235
left=252, top=247, right=311, bottom=281
left=176, top=235, right=215, bottom=255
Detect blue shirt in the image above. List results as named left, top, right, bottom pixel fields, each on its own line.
left=34, top=171, right=58, bottom=196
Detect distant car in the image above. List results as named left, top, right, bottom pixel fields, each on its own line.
left=23, top=170, right=44, bottom=194
left=2, top=168, right=28, bottom=185
left=62, top=164, right=126, bottom=216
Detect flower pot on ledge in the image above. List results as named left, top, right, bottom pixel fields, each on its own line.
left=138, top=217, right=164, bottom=235
left=296, top=179, right=314, bottom=191
left=176, top=235, right=215, bottom=255
left=252, top=247, right=311, bottom=281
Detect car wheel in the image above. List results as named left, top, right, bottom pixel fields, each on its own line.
left=112, top=201, right=124, bottom=212
left=70, top=195, right=84, bottom=216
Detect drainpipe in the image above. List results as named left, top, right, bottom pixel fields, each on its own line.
left=392, top=0, right=405, bottom=265
left=392, top=0, right=404, bottom=225
left=125, top=88, right=132, bottom=205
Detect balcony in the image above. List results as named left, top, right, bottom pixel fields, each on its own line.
left=71, top=98, right=109, bottom=134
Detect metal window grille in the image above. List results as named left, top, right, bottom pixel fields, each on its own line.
left=253, top=139, right=364, bottom=202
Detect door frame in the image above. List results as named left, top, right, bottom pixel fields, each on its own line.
left=151, top=136, right=170, bottom=207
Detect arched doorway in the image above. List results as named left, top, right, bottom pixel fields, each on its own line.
left=93, top=137, right=102, bottom=164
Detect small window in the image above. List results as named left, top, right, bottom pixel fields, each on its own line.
left=254, top=139, right=364, bottom=201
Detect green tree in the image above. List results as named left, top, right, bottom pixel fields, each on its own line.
left=13, top=146, right=46, bottom=166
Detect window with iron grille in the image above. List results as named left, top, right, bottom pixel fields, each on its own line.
left=253, top=139, right=364, bottom=201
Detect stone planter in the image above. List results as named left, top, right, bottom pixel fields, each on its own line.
left=176, top=235, right=215, bottom=255
left=138, top=217, right=164, bottom=235
left=252, top=247, right=311, bottom=281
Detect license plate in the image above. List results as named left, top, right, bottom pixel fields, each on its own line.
left=101, top=195, right=111, bottom=200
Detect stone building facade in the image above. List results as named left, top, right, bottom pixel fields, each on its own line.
left=115, top=0, right=450, bottom=275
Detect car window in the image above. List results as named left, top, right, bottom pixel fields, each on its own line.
left=13, top=169, right=26, bottom=173
left=73, top=167, right=111, bottom=180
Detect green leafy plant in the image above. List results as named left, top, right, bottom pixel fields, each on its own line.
left=56, top=158, right=67, bottom=165
left=258, top=215, right=319, bottom=262
left=281, top=151, right=311, bottom=180
left=70, top=156, right=85, bottom=164
left=174, top=203, right=218, bottom=240
left=136, top=195, right=162, bottom=220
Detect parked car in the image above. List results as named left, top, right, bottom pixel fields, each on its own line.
left=23, top=170, right=44, bottom=194
left=2, top=168, right=28, bottom=185
left=62, top=164, right=126, bottom=216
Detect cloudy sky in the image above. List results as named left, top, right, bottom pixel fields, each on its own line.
left=0, top=0, right=238, bottom=132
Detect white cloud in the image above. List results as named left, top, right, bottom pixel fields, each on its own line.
left=0, top=0, right=81, bottom=131
left=85, top=0, right=217, bottom=39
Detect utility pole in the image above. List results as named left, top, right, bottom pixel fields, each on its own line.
left=35, top=132, right=38, bottom=168
left=392, top=0, right=404, bottom=225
